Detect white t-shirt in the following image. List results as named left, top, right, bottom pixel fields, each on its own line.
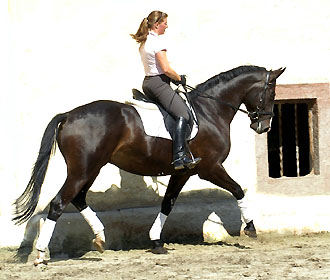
left=139, top=31, right=167, bottom=76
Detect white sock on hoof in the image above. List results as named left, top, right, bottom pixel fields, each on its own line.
left=149, top=212, right=167, bottom=241
left=237, top=196, right=253, bottom=224
left=35, top=218, right=56, bottom=252
left=81, top=207, right=105, bottom=241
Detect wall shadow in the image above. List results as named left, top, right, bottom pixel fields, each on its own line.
left=15, top=169, right=243, bottom=258
left=83, top=170, right=242, bottom=251
left=14, top=215, right=40, bottom=263
left=85, top=170, right=163, bottom=211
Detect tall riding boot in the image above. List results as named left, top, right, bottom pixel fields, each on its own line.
left=172, top=117, right=201, bottom=170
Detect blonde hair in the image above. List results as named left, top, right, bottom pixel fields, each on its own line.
left=130, top=11, right=168, bottom=45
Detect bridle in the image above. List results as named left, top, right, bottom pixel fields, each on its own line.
left=246, top=71, right=275, bottom=123
left=181, top=71, right=275, bottom=123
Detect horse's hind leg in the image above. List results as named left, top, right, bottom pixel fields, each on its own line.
left=34, top=175, right=94, bottom=265
left=71, top=185, right=105, bottom=253
left=150, top=174, right=190, bottom=254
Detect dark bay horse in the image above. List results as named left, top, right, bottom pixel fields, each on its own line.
left=13, top=65, right=285, bottom=264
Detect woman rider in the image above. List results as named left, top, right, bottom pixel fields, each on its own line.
left=131, top=11, right=201, bottom=170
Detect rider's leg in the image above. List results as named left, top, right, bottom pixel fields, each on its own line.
left=172, top=116, right=201, bottom=170
left=142, top=75, right=201, bottom=169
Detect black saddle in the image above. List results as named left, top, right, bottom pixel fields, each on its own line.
left=132, top=89, right=155, bottom=104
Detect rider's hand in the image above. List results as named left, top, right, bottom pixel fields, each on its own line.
left=171, top=75, right=186, bottom=87
left=179, top=75, right=186, bottom=87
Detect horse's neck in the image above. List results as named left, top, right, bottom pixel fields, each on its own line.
left=219, top=76, right=249, bottom=107
left=207, top=78, right=248, bottom=120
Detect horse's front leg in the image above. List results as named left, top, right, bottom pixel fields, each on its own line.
left=149, top=174, right=190, bottom=254
left=199, top=164, right=257, bottom=238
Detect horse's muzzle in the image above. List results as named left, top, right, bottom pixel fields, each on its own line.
left=250, top=120, right=271, bottom=134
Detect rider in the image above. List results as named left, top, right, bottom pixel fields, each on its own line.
left=131, top=10, right=201, bottom=170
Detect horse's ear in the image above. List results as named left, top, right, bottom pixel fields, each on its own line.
left=271, top=67, right=286, bottom=80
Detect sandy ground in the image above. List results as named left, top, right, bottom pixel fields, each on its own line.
left=1, top=233, right=330, bottom=280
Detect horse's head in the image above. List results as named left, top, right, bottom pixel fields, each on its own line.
left=244, top=68, right=285, bottom=134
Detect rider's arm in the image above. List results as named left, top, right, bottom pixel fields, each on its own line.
left=156, top=50, right=181, bottom=82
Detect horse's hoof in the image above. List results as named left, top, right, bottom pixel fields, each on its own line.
left=151, top=246, right=168, bottom=254
left=244, top=228, right=257, bottom=239
left=34, top=258, right=48, bottom=266
left=244, top=220, right=257, bottom=239
left=150, top=239, right=168, bottom=254
left=34, top=250, right=48, bottom=266
left=93, top=238, right=105, bottom=253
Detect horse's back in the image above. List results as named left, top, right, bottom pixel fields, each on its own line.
left=68, top=100, right=130, bottom=117
left=57, top=100, right=143, bottom=159
left=63, top=100, right=141, bottom=127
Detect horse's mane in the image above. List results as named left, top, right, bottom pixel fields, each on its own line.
left=195, top=65, right=266, bottom=92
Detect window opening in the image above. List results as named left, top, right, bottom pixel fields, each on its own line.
left=267, top=100, right=318, bottom=178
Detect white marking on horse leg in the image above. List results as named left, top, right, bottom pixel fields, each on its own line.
left=81, top=207, right=106, bottom=252
left=80, top=207, right=105, bottom=239
left=237, top=196, right=254, bottom=224
left=34, top=218, right=56, bottom=265
left=149, top=212, right=167, bottom=241
left=35, top=218, right=56, bottom=252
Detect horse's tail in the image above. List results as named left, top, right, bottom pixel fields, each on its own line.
left=12, top=113, right=67, bottom=225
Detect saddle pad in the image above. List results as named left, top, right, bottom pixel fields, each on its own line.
left=131, top=100, right=198, bottom=141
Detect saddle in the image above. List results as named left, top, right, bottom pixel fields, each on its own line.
left=130, top=89, right=198, bottom=140
left=132, top=89, right=154, bottom=103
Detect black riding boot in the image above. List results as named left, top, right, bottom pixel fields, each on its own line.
left=172, top=117, right=201, bottom=170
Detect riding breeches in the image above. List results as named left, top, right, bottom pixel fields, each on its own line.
left=142, top=74, right=190, bottom=121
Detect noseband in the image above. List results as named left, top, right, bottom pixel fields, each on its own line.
left=182, top=71, right=274, bottom=122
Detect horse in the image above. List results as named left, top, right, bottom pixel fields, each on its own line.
left=13, top=65, right=285, bottom=265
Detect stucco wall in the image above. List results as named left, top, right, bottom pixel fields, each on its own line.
left=1, top=0, right=330, bottom=248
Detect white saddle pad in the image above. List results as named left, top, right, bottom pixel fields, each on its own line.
left=129, top=97, right=198, bottom=141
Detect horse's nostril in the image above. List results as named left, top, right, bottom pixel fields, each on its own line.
left=256, top=124, right=270, bottom=134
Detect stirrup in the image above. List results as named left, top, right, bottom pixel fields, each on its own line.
left=172, top=157, right=186, bottom=170
left=188, top=150, right=202, bottom=168
left=172, top=154, right=201, bottom=170
left=185, top=157, right=202, bottom=169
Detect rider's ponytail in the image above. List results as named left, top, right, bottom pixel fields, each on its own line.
left=130, top=17, right=149, bottom=45
left=130, top=11, right=168, bottom=45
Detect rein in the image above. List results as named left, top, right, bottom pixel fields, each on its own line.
left=179, top=71, right=274, bottom=122
left=183, top=84, right=252, bottom=115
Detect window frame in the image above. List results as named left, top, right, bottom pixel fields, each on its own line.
left=255, top=83, right=329, bottom=196
left=267, top=100, right=319, bottom=178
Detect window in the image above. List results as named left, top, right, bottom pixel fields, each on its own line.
left=267, top=100, right=319, bottom=178
left=256, top=83, right=328, bottom=196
